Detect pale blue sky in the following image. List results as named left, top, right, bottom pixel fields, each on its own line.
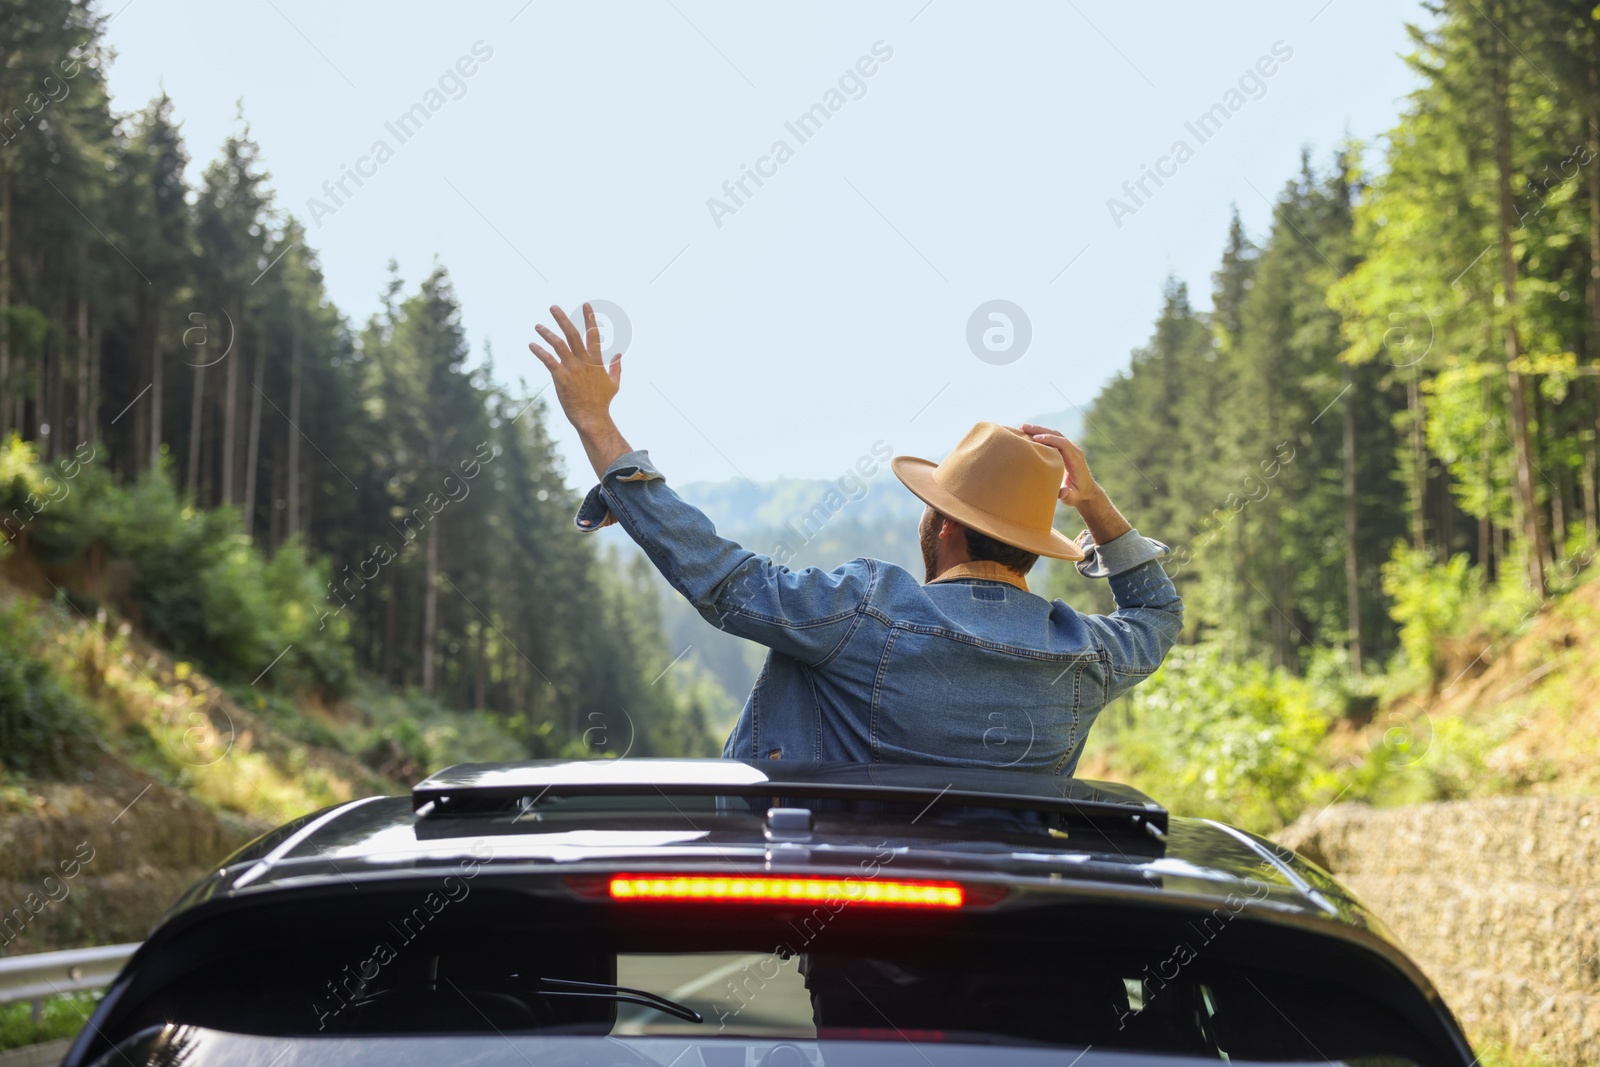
left=99, top=0, right=1426, bottom=483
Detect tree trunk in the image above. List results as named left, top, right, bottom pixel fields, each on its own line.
left=1479, top=341, right=1495, bottom=584
left=0, top=163, right=10, bottom=441
left=1233, top=503, right=1250, bottom=651
left=1436, top=458, right=1455, bottom=554
left=287, top=311, right=302, bottom=540
left=149, top=307, right=164, bottom=470
left=1589, top=77, right=1600, bottom=545
left=88, top=321, right=100, bottom=449
left=474, top=620, right=487, bottom=710
left=186, top=364, right=205, bottom=499
left=1584, top=438, right=1596, bottom=544
left=1408, top=371, right=1427, bottom=551
left=383, top=567, right=398, bottom=682
left=1552, top=457, right=1567, bottom=559
left=302, top=425, right=314, bottom=543
left=34, top=329, right=46, bottom=450
left=76, top=291, right=89, bottom=447
left=243, top=345, right=265, bottom=537
left=269, top=454, right=283, bottom=552
left=422, top=440, right=440, bottom=694
left=1341, top=363, right=1362, bottom=677
left=47, top=310, right=61, bottom=460
left=221, top=307, right=239, bottom=506
left=1489, top=8, right=1547, bottom=595
left=132, top=290, right=150, bottom=469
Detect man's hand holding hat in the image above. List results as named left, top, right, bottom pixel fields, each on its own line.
left=1016, top=423, right=1133, bottom=552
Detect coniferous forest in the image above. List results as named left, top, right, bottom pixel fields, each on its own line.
left=1083, top=0, right=1599, bottom=667
left=1064, top=0, right=1600, bottom=829
left=4, top=0, right=1600, bottom=815
left=5, top=4, right=1600, bottom=1059
left=0, top=0, right=718, bottom=766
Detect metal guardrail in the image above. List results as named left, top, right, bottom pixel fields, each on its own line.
left=0, top=943, right=139, bottom=1015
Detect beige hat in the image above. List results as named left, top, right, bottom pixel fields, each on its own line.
left=892, top=421, right=1084, bottom=561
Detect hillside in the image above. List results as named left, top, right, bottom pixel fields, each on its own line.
left=0, top=558, right=530, bottom=957
left=1340, top=568, right=1600, bottom=799
left=1078, top=567, right=1600, bottom=1064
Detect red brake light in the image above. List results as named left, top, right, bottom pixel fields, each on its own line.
left=608, top=873, right=965, bottom=909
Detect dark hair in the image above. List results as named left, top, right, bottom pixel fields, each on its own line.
left=964, top=527, right=1040, bottom=576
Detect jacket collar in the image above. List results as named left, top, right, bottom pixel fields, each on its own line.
left=928, top=560, right=1029, bottom=593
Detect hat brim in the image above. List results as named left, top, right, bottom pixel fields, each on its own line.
left=891, top=455, right=1086, bottom=562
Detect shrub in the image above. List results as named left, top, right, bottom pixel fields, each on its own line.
left=0, top=597, right=97, bottom=778
left=0, top=992, right=100, bottom=1052
left=2, top=438, right=352, bottom=693
left=1089, top=643, right=1336, bottom=832
left=1381, top=544, right=1535, bottom=687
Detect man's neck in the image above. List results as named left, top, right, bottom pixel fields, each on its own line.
left=929, top=560, right=1029, bottom=592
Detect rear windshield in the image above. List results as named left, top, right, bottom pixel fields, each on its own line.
left=92, top=887, right=1456, bottom=1066
left=99, top=1026, right=1434, bottom=1067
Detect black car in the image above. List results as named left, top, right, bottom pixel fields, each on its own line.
left=63, top=759, right=1475, bottom=1066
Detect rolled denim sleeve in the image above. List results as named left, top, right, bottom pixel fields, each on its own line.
left=575, top=449, right=870, bottom=665
left=1075, top=533, right=1183, bottom=702
left=574, top=449, right=665, bottom=531
left=1074, top=528, right=1169, bottom=579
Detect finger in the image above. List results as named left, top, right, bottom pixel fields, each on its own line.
left=528, top=340, right=560, bottom=370
left=583, top=303, right=603, bottom=361
left=1020, top=423, right=1065, bottom=438
left=1033, top=433, right=1086, bottom=465
left=535, top=323, right=572, bottom=361
left=550, top=305, right=588, bottom=362
left=607, top=351, right=622, bottom=386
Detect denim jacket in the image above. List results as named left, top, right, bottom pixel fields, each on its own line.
left=577, top=450, right=1183, bottom=776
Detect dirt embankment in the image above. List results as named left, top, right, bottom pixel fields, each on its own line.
left=1362, top=571, right=1600, bottom=797
left=0, top=562, right=404, bottom=957
left=1279, top=796, right=1600, bottom=1065
left=0, top=766, right=268, bottom=955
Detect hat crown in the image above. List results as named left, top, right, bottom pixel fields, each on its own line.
left=931, top=422, right=1062, bottom=535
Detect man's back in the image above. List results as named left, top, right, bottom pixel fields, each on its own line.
left=528, top=307, right=1180, bottom=776
left=721, top=554, right=1179, bottom=774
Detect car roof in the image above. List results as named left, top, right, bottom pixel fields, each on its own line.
left=170, top=758, right=1372, bottom=936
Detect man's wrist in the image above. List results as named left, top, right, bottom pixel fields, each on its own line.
left=571, top=410, right=617, bottom=436
left=1074, top=488, right=1132, bottom=544
left=1075, top=483, right=1110, bottom=509
left=572, top=412, right=633, bottom=481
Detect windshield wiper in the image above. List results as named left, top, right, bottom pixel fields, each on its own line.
left=535, top=977, right=704, bottom=1023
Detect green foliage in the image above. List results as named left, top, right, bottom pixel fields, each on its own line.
left=0, top=598, right=96, bottom=778
left=1089, top=644, right=1336, bottom=833
left=0, top=992, right=100, bottom=1052
left=101, top=479, right=342, bottom=689
left=0, top=437, right=352, bottom=693
left=1381, top=543, right=1537, bottom=684
left=6, top=0, right=1598, bottom=839
left=1382, top=546, right=1485, bottom=684
left=1354, top=713, right=1515, bottom=808
left=344, top=684, right=531, bottom=781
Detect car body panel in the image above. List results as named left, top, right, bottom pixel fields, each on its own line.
left=66, top=760, right=1475, bottom=1067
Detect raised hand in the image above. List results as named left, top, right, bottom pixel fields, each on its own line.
left=530, top=302, right=633, bottom=479
left=529, top=303, right=621, bottom=432
left=1016, top=422, right=1131, bottom=546
left=1017, top=423, right=1102, bottom=508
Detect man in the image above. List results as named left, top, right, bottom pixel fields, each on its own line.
left=531, top=304, right=1181, bottom=774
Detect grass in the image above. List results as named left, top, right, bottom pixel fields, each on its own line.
left=2, top=578, right=538, bottom=827
left=0, top=992, right=97, bottom=1052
